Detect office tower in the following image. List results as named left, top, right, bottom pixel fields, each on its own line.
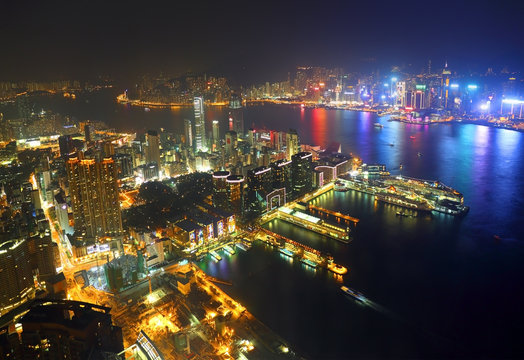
left=0, top=239, right=33, bottom=314
left=286, top=129, right=300, bottom=160
left=225, top=131, right=237, bottom=156
left=145, top=130, right=160, bottom=165
left=228, top=94, right=244, bottom=135
left=193, top=97, right=206, bottom=151
left=19, top=300, right=124, bottom=359
left=271, top=159, right=292, bottom=194
left=58, top=135, right=74, bottom=159
left=184, top=119, right=193, bottom=148
left=226, top=175, right=244, bottom=214
left=212, top=171, right=230, bottom=209
left=212, top=120, right=220, bottom=146
left=292, top=152, right=313, bottom=197
left=245, top=166, right=273, bottom=216
left=66, top=157, right=123, bottom=239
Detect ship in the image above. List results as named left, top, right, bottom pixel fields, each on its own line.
left=279, top=248, right=295, bottom=257
left=301, top=258, right=318, bottom=269
left=374, top=122, right=384, bottom=128
left=210, top=251, right=222, bottom=261
left=341, top=286, right=367, bottom=302
left=223, top=245, right=236, bottom=255
left=328, top=262, right=348, bottom=275
left=417, top=152, right=423, bottom=157
left=236, top=242, right=251, bottom=251
left=410, top=135, right=416, bottom=139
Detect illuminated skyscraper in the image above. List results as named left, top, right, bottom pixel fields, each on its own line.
left=193, top=97, right=206, bottom=151
left=292, top=152, right=313, bottom=197
left=66, top=157, right=123, bottom=239
left=212, top=120, right=220, bottom=146
left=184, top=119, right=193, bottom=148
left=286, top=129, right=300, bottom=160
left=145, top=130, right=160, bottom=165
left=228, top=94, right=244, bottom=135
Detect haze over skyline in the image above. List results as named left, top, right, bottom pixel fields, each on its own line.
left=1, top=0, right=523, bottom=82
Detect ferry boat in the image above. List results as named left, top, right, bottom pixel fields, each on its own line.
left=301, top=258, right=318, bottom=268
left=210, top=251, right=222, bottom=261
left=417, top=152, right=423, bottom=157
left=236, top=242, right=251, bottom=251
left=341, top=286, right=367, bottom=302
left=328, top=262, right=348, bottom=275
left=223, top=245, right=236, bottom=255
left=374, top=122, right=384, bottom=128
left=279, top=248, right=295, bottom=257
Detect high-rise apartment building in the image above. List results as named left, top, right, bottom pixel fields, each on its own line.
left=66, top=157, right=123, bottom=239
left=194, top=97, right=206, bottom=151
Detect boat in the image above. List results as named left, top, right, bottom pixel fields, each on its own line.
left=374, top=122, right=384, bottom=128
left=493, top=235, right=502, bottom=242
left=279, top=248, right=295, bottom=257
left=417, top=152, right=423, bottom=157
left=410, top=135, right=416, bottom=139
left=396, top=211, right=409, bottom=217
left=144, top=107, right=151, bottom=112
left=210, top=251, right=222, bottom=261
left=328, top=262, right=348, bottom=275
left=300, top=258, right=318, bottom=268
left=236, top=242, right=251, bottom=251
left=223, top=245, right=236, bottom=255
left=341, top=286, right=367, bottom=302
left=389, top=143, right=395, bottom=146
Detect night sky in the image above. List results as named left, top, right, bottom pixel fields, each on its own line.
left=1, top=0, right=523, bottom=82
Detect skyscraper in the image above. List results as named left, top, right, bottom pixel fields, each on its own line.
left=212, top=120, right=220, bottom=146
left=58, top=135, right=74, bottom=159
left=184, top=119, right=193, bottom=149
left=66, top=157, right=123, bottom=239
left=286, top=129, right=300, bottom=160
left=228, top=94, right=244, bottom=135
left=292, top=152, right=313, bottom=197
left=194, top=97, right=206, bottom=151
left=145, top=130, right=160, bottom=166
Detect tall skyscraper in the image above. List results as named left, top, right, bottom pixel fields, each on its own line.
left=271, top=159, right=292, bottom=194
left=84, top=122, right=94, bottom=144
left=193, top=97, right=206, bottom=151
left=286, top=129, right=300, bottom=160
left=145, top=130, right=160, bottom=165
left=0, top=239, right=33, bottom=314
left=184, top=119, right=193, bottom=148
left=228, top=94, right=244, bottom=135
left=66, top=157, right=123, bottom=239
left=225, top=131, right=237, bottom=156
left=292, top=152, right=313, bottom=197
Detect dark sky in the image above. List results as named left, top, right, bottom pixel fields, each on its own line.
left=1, top=0, right=523, bottom=82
